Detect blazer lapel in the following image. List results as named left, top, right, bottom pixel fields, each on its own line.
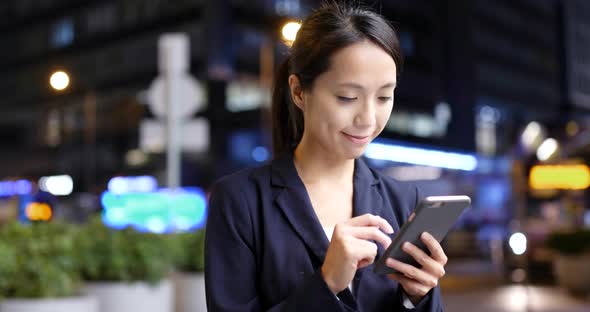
left=352, top=158, right=386, bottom=294
left=271, top=155, right=329, bottom=263
left=352, top=157, right=384, bottom=218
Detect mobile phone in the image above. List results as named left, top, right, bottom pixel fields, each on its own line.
left=373, top=195, right=471, bottom=275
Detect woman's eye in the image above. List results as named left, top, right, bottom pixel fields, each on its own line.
left=378, top=97, right=393, bottom=102
left=337, top=96, right=357, bottom=103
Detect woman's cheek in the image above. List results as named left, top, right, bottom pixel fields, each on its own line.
left=375, top=113, right=390, bottom=134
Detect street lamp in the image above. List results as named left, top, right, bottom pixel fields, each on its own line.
left=536, top=138, right=559, bottom=162
left=281, top=21, right=301, bottom=43
left=49, top=70, right=70, bottom=91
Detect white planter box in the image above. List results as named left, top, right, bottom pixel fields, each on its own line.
left=553, top=253, right=590, bottom=295
left=0, top=296, right=98, bottom=312
left=172, top=271, right=206, bottom=312
left=84, top=279, right=172, bottom=312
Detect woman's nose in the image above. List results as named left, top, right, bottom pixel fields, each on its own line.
left=354, top=101, right=376, bottom=129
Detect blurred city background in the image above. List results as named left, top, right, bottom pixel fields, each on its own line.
left=0, top=0, right=589, bottom=311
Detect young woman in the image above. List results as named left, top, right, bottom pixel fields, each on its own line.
left=205, top=2, right=446, bottom=311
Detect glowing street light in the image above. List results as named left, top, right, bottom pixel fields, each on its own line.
left=536, top=138, right=559, bottom=161
left=26, top=202, right=53, bottom=222
left=521, top=121, right=542, bottom=148
left=282, top=21, right=301, bottom=42
left=38, top=175, right=74, bottom=196
left=509, top=232, right=527, bottom=255
left=49, top=71, right=70, bottom=91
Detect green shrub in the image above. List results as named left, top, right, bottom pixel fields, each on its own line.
left=0, top=221, right=81, bottom=298
left=166, top=229, right=205, bottom=273
left=75, top=217, right=174, bottom=284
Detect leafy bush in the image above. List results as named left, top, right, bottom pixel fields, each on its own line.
left=166, top=229, right=205, bottom=273
left=75, top=217, right=174, bottom=284
left=0, top=221, right=81, bottom=298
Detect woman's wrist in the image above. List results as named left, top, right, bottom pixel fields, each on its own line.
left=320, top=266, right=339, bottom=295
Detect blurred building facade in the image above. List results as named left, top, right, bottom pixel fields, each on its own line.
left=0, top=0, right=589, bottom=227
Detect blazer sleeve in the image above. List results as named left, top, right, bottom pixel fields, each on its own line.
left=393, top=185, right=444, bottom=312
left=204, top=179, right=356, bottom=312
left=395, top=284, right=444, bottom=311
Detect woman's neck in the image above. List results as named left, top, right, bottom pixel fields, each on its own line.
left=293, top=139, right=355, bottom=186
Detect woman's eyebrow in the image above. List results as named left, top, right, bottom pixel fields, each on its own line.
left=381, top=82, right=396, bottom=89
left=336, top=82, right=397, bottom=89
left=337, top=82, right=364, bottom=90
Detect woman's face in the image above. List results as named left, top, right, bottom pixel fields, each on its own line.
left=293, top=40, right=397, bottom=159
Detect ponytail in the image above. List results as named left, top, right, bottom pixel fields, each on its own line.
left=271, top=56, right=304, bottom=158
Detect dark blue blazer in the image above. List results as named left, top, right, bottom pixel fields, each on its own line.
left=205, top=155, right=444, bottom=311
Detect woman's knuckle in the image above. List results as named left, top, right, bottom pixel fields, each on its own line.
left=372, top=227, right=381, bottom=236
left=342, top=242, right=352, bottom=255
left=407, top=268, right=417, bottom=279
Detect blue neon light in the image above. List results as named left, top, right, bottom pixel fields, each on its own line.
left=0, top=180, right=33, bottom=197
left=365, top=140, right=478, bottom=171
left=101, top=187, right=207, bottom=233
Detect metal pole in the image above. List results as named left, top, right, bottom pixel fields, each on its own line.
left=159, top=34, right=189, bottom=189
left=165, top=71, right=181, bottom=189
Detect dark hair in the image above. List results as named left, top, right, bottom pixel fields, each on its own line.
left=271, top=1, right=403, bottom=157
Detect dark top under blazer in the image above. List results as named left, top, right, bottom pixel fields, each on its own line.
left=205, top=155, right=444, bottom=311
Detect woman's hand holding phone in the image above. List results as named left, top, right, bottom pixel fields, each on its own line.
left=386, top=231, right=448, bottom=304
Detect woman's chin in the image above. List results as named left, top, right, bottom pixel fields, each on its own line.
left=343, top=146, right=368, bottom=159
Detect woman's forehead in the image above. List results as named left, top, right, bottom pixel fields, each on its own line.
left=320, top=41, right=397, bottom=88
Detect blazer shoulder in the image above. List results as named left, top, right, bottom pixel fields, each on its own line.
left=206, top=165, right=270, bottom=239
left=210, top=163, right=271, bottom=198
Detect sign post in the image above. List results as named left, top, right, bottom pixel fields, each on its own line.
left=145, top=34, right=206, bottom=188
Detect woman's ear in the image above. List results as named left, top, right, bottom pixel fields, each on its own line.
left=288, top=74, right=305, bottom=111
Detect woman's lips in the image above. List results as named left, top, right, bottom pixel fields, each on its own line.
left=342, top=132, right=370, bottom=144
